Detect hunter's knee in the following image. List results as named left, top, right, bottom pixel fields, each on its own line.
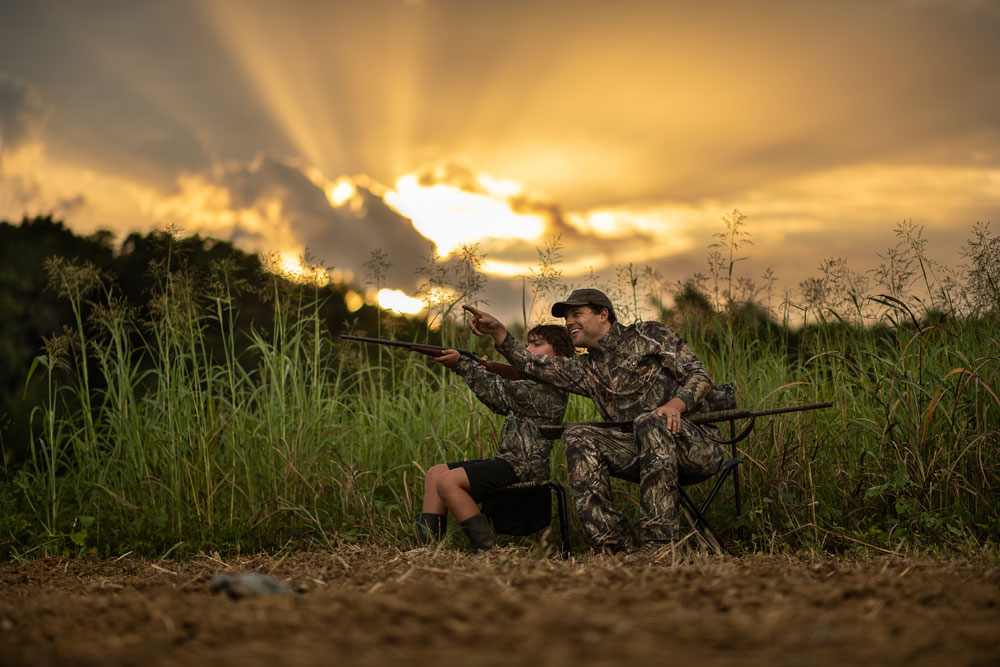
left=435, top=469, right=464, bottom=498
left=425, top=463, right=449, bottom=486
left=634, top=411, right=671, bottom=436
left=562, top=424, right=593, bottom=453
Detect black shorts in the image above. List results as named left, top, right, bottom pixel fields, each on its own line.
left=447, top=458, right=519, bottom=503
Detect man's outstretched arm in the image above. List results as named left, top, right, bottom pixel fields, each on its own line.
left=463, top=304, right=590, bottom=396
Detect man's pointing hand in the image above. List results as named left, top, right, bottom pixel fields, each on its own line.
left=462, top=305, right=507, bottom=345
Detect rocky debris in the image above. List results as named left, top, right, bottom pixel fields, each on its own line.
left=209, top=572, right=293, bottom=599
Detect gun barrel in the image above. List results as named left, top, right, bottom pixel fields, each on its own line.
left=537, top=401, right=833, bottom=439
left=750, top=400, right=833, bottom=416
left=340, top=334, right=476, bottom=358
left=689, top=401, right=833, bottom=424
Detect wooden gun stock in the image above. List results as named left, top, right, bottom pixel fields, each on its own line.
left=481, top=361, right=524, bottom=381
left=340, top=334, right=524, bottom=380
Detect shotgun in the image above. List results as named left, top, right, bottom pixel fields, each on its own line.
left=537, top=401, right=833, bottom=440
left=340, top=334, right=524, bottom=381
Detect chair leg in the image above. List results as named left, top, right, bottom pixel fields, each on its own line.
left=729, top=419, right=745, bottom=542
left=679, top=487, right=725, bottom=555
left=547, top=482, right=573, bottom=559
left=698, top=467, right=736, bottom=516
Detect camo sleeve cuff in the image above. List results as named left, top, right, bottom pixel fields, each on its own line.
left=675, top=388, right=697, bottom=411
left=496, top=332, right=521, bottom=361
left=451, top=355, right=479, bottom=376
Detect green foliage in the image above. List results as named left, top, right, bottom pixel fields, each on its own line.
left=0, top=217, right=385, bottom=466
left=1, top=215, right=998, bottom=558
left=667, top=220, right=999, bottom=556
left=1, top=230, right=507, bottom=558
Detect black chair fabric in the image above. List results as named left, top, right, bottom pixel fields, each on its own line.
left=481, top=484, right=552, bottom=535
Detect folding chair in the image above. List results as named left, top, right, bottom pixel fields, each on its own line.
left=482, top=480, right=573, bottom=559
left=678, top=406, right=750, bottom=554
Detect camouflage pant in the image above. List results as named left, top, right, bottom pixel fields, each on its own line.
left=563, top=412, right=725, bottom=550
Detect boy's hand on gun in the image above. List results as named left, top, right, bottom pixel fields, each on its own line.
left=413, top=347, right=489, bottom=370
left=427, top=348, right=461, bottom=368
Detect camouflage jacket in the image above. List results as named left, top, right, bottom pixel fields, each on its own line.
left=452, top=356, right=568, bottom=482
left=496, top=321, right=716, bottom=425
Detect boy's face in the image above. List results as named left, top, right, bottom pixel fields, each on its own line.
left=525, top=336, right=557, bottom=357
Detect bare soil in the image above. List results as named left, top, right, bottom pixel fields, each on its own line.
left=1, top=548, right=998, bottom=666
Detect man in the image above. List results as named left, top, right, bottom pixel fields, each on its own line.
left=463, top=289, right=725, bottom=553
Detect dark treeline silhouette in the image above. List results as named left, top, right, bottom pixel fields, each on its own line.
left=0, top=215, right=422, bottom=466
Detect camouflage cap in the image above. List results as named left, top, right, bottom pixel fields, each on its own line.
left=551, top=288, right=617, bottom=322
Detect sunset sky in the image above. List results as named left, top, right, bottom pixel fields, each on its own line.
left=1, top=0, right=998, bottom=323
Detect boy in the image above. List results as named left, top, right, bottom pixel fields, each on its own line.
left=417, top=324, right=574, bottom=550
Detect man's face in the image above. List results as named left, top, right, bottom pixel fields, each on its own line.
left=563, top=305, right=610, bottom=348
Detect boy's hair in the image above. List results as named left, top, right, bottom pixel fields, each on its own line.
left=525, top=324, right=576, bottom=358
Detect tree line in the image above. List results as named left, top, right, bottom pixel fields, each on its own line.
left=0, top=215, right=415, bottom=467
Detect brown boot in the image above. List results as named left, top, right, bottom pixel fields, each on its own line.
left=459, top=513, right=496, bottom=551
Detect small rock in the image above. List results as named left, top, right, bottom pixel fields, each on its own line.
left=209, top=572, right=293, bottom=599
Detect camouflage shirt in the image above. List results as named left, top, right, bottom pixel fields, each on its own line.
left=496, top=321, right=715, bottom=422
left=451, top=356, right=568, bottom=482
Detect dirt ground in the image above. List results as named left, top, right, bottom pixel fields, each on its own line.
left=1, top=547, right=998, bottom=667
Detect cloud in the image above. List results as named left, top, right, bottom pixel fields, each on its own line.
left=146, top=155, right=696, bottom=323
left=139, top=152, right=1000, bottom=332
left=0, top=71, right=50, bottom=218
left=395, top=158, right=656, bottom=271
left=0, top=71, right=45, bottom=158
left=894, top=0, right=1000, bottom=15
left=54, top=193, right=87, bottom=217
left=0, top=73, right=107, bottom=226
left=151, top=155, right=437, bottom=290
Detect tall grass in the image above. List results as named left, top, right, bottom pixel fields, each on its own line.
left=678, top=309, right=998, bottom=554
left=2, top=222, right=998, bottom=558
left=2, top=247, right=499, bottom=558
left=670, top=220, right=1000, bottom=554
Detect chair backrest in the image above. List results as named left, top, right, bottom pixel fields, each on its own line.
left=702, top=382, right=737, bottom=412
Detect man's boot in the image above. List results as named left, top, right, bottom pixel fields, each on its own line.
left=415, top=512, right=446, bottom=545
left=459, top=513, right=496, bottom=551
